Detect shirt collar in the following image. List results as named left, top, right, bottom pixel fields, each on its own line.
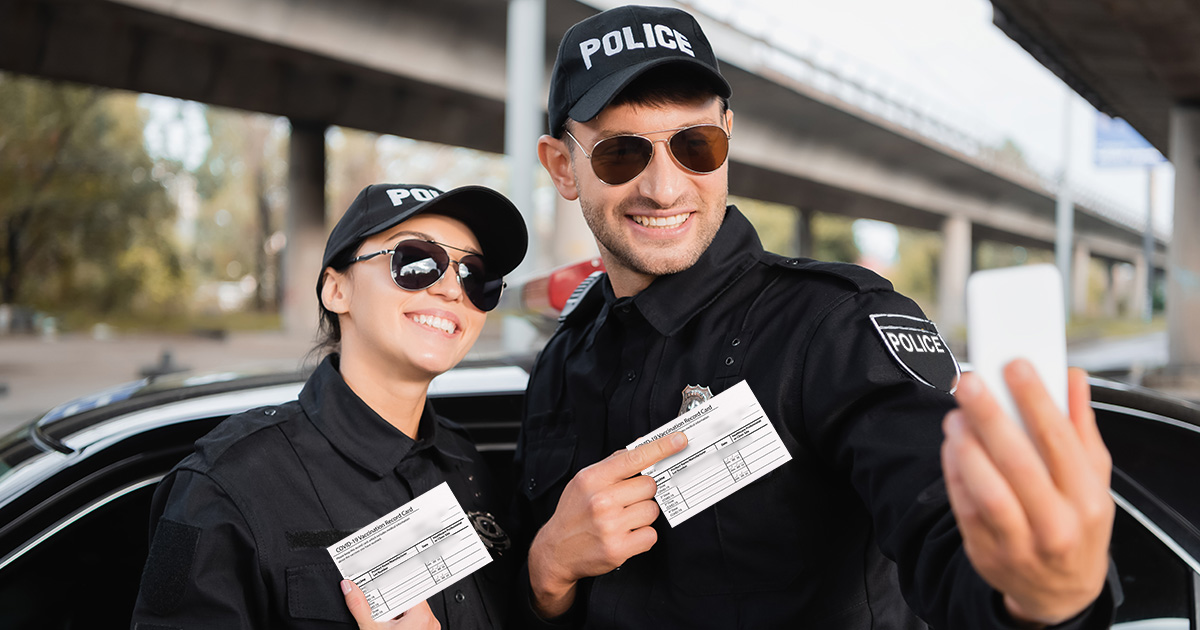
left=300, top=355, right=472, bottom=478
left=626, top=205, right=763, bottom=336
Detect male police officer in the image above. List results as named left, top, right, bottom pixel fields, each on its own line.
left=513, top=5, right=1117, bottom=629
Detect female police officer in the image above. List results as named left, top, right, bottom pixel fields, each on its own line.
left=131, top=183, right=526, bottom=629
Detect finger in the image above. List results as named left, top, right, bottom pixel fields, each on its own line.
left=623, top=522, right=660, bottom=559
left=954, top=372, right=1060, bottom=526
left=341, top=580, right=380, bottom=628
left=1067, top=368, right=1110, bottom=478
left=602, top=473, right=661, bottom=508
left=602, top=432, right=688, bottom=481
left=942, top=410, right=1029, bottom=547
left=1004, top=360, right=1093, bottom=499
left=620, top=496, right=662, bottom=529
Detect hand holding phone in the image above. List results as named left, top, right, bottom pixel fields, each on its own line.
left=966, top=264, right=1068, bottom=426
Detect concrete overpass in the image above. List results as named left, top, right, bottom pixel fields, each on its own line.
left=0, top=0, right=1165, bottom=341
left=987, top=0, right=1200, bottom=376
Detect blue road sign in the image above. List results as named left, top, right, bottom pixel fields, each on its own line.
left=1095, top=112, right=1165, bottom=167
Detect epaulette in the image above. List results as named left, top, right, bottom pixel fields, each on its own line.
left=767, top=253, right=894, bottom=292
left=558, top=270, right=605, bottom=325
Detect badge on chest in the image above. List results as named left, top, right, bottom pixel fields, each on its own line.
left=679, top=384, right=714, bottom=415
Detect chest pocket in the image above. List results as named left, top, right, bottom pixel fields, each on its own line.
left=286, top=562, right=354, bottom=623
left=520, top=415, right=578, bottom=510
left=661, top=454, right=807, bottom=595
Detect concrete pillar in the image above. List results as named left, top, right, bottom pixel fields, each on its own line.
left=1167, top=105, right=1200, bottom=369
left=506, top=0, right=545, bottom=276
left=1101, top=261, right=1118, bottom=319
left=1072, top=241, right=1091, bottom=317
left=1132, top=252, right=1149, bottom=320
left=939, top=214, right=971, bottom=348
left=797, top=208, right=814, bottom=259
left=283, top=120, right=327, bottom=339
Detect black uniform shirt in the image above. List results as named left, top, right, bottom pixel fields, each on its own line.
left=512, top=207, right=1117, bottom=629
left=131, top=355, right=512, bottom=630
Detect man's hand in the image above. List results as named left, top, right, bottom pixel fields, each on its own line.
left=528, top=432, right=688, bottom=619
left=942, top=360, right=1113, bottom=627
left=341, top=580, right=440, bottom=629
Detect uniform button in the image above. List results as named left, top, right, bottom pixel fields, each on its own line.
left=527, top=478, right=537, bottom=491
left=731, top=338, right=741, bottom=346
left=619, top=305, right=631, bottom=314
left=454, top=590, right=465, bottom=603
left=626, top=370, right=636, bottom=382
left=467, top=475, right=474, bottom=482
left=788, top=259, right=799, bottom=265
left=474, top=491, right=481, bottom=498
left=725, top=357, right=734, bottom=366
left=264, top=409, right=276, bottom=416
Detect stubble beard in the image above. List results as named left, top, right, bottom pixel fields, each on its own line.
left=578, top=193, right=725, bottom=279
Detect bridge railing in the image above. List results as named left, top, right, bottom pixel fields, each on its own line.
left=672, top=0, right=1167, bottom=243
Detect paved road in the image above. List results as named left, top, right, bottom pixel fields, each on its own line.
left=0, top=324, right=517, bottom=435
left=0, top=332, right=313, bottom=433
left=1067, top=331, right=1168, bottom=374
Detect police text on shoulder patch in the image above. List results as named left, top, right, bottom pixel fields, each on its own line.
left=869, top=314, right=960, bottom=393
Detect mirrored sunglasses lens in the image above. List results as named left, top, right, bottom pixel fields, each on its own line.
left=391, top=242, right=448, bottom=290
left=669, top=126, right=729, bottom=174
left=458, top=255, right=504, bottom=311
left=591, top=136, right=653, bottom=185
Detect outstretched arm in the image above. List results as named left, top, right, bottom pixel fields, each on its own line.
left=942, top=360, right=1113, bottom=627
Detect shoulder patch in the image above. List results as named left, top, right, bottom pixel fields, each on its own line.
left=770, top=256, right=893, bottom=292
left=869, top=313, right=960, bottom=393
left=558, top=270, right=605, bottom=324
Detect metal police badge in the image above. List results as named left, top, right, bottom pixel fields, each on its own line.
left=869, top=313, right=960, bottom=393
left=679, top=384, right=714, bottom=415
left=467, top=511, right=511, bottom=556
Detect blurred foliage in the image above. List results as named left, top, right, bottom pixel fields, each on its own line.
left=0, top=72, right=189, bottom=323
left=190, top=109, right=289, bottom=312
left=732, top=196, right=797, bottom=255
left=889, top=226, right=941, bottom=317
left=812, top=213, right=860, bottom=264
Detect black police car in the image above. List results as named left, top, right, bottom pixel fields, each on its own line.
left=1, top=360, right=1198, bottom=628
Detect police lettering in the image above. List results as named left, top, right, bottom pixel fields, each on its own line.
left=579, top=22, right=694, bottom=70
left=885, top=332, right=945, bottom=354
left=386, top=187, right=440, bottom=206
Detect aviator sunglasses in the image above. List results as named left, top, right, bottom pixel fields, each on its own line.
left=564, top=123, right=731, bottom=186
left=348, top=239, right=505, bottom=312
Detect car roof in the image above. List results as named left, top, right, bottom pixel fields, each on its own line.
left=0, top=361, right=530, bottom=509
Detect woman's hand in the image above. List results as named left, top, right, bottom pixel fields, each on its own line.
left=341, top=579, right=440, bottom=630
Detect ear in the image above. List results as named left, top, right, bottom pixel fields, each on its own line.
left=538, top=134, right=579, bottom=201
left=320, top=267, right=352, bottom=316
left=724, top=108, right=734, bottom=135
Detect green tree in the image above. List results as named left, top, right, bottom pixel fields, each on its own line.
left=0, top=72, right=188, bottom=322
left=192, top=109, right=289, bottom=312
left=813, top=213, right=860, bottom=263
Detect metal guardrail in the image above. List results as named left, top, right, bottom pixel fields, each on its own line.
left=673, top=0, right=1167, bottom=243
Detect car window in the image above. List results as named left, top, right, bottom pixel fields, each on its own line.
left=1111, top=503, right=1196, bottom=627
left=0, top=480, right=156, bottom=627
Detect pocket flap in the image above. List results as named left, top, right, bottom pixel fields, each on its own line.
left=520, top=434, right=578, bottom=501
left=286, top=563, right=354, bottom=622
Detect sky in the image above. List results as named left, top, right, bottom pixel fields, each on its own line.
left=688, top=0, right=1175, bottom=235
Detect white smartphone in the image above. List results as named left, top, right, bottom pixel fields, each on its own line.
left=966, top=264, right=1068, bottom=426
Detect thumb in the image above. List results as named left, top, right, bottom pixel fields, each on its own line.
left=341, top=579, right=379, bottom=627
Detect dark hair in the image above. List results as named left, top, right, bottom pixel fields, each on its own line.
left=561, top=64, right=730, bottom=140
